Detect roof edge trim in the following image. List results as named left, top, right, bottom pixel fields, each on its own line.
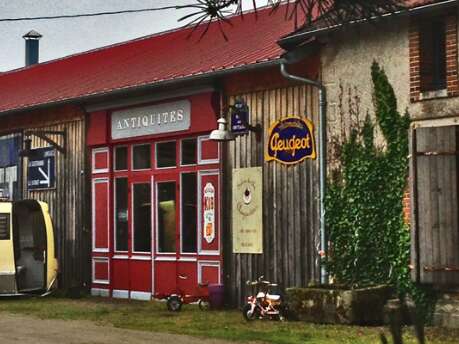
left=278, top=0, right=457, bottom=49
left=0, top=59, right=282, bottom=117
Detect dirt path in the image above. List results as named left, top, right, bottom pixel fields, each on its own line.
left=0, top=313, right=239, bottom=344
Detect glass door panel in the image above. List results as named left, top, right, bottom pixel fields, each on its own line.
left=156, top=180, right=177, bottom=253
left=181, top=172, right=197, bottom=253
left=132, top=183, right=151, bottom=253
left=114, top=177, right=128, bottom=252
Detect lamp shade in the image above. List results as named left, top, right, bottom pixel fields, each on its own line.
left=209, top=117, right=235, bottom=142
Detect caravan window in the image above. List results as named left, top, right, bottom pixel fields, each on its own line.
left=0, top=213, right=9, bottom=240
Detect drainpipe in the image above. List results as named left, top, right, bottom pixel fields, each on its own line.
left=280, top=62, right=328, bottom=285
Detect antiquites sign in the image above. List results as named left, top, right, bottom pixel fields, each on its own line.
left=111, top=100, right=191, bottom=139
left=232, top=167, right=263, bottom=254
left=265, top=116, right=316, bottom=165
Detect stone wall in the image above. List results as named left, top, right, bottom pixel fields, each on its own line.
left=321, top=9, right=459, bottom=157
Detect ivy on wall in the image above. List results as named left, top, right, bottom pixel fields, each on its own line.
left=325, top=61, right=434, bottom=319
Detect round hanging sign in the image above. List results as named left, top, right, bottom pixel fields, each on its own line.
left=265, top=116, right=316, bottom=165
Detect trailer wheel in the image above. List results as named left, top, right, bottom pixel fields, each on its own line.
left=167, top=296, right=182, bottom=312
left=198, top=299, right=210, bottom=311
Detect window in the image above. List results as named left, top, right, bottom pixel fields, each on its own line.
left=157, top=181, right=176, bottom=253
left=115, top=178, right=128, bottom=251
left=133, top=183, right=151, bottom=252
left=133, top=144, right=151, bottom=170
left=181, top=173, right=197, bottom=253
left=420, top=18, right=446, bottom=92
left=181, top=139, right=197, bottom=165
left=156, top=142, right=176, bottom=168
left=0, top=213, right=10, bottom=240
left=114, top=146, right=128, bottom=171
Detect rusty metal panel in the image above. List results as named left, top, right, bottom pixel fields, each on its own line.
left=21, top=118, right=89, bottom=289
left=224, top=85, right=320, bottom=305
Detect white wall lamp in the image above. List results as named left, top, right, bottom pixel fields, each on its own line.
left=209, top=115, right=235, bottom=142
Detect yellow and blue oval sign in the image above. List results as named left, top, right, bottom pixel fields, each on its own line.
left=265, top=116, right=316, bottom=165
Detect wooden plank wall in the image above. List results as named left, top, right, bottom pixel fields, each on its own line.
left=414, top=126, right=459, bottom=285
left=224, top=85, right=320, bottom=305
left=22, top=118, right=90, bottom=289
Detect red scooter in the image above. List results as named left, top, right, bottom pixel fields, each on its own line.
left=242, top=276, right=287, bottom=321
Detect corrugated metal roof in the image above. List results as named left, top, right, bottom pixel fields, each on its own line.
left=0, top=5, right=298, bottom=115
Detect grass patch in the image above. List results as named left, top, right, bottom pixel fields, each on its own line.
left=0, top=296, right=458, bottom=344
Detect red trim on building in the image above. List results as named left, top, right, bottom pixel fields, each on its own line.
left=89, top=92, right=223, bottom=300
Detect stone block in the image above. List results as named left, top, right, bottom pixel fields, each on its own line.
left=286, top=285, right=393, bottom=325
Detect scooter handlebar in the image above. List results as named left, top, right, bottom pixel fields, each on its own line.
left=246, top=280, right=277, bottom=287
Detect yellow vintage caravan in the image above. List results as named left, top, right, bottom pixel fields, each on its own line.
left=0, top=200, right=58, bottom=296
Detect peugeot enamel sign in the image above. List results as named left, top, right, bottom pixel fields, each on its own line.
left=265, top=116, right=316, bottom=165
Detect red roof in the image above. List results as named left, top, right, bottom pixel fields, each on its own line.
left=0, top=5, right=298, bottom=115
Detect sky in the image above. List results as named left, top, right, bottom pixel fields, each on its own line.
left=0, top=0, right=267, bottom=72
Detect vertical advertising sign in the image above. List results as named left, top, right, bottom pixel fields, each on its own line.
left=232, top=167, right=263, bottom=254
left=203, top=182, right=216, bottom=244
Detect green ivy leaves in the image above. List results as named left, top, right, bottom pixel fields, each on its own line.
left=325, top=62, right=434, bottom=320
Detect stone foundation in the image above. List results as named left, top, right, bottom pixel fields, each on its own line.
left=286, top=285, right=392, bottom=325
left=433, top=293, right=459, bottom=329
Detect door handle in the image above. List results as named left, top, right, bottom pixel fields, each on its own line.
left=178, top=274, right=188, bottom=280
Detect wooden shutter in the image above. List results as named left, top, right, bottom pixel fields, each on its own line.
left=412, top=126, right=459, bottom=285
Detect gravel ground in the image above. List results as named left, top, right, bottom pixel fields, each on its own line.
left=0, top=313, right=239, bottom=344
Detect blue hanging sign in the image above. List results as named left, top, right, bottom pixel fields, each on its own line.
left=27, top=147, right=56, bottom=190
left=265, top=116, right=316, bottom=165
left=231, top=99, right=249, bottom=135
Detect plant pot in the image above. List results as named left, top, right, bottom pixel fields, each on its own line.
left=286, top=284, right=393, bottom=325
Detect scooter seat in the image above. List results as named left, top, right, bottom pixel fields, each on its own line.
left=266, top=294, right=280, bottom=301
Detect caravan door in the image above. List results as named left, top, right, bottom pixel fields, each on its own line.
left=0, top=202, right=16, bottom=294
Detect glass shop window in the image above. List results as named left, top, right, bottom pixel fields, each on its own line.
left=156, top=142, right=176, bottom=168
left=114, top=146, right=128, bottom=171
left=115, top=177, right=128, bottom=252
left=181, top=173, right=197, bottom=253
left=133, top=183, right=151, bottom=253
left=181, top=138, right=197, bottom=165
left=157, top=181, right=176, bottom=253
left=133, top=144, right=151, bottom=170
left=420, top=18, right=447, bottom=92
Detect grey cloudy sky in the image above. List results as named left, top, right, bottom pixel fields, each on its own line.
left=0, top=1, right=267, bottom=72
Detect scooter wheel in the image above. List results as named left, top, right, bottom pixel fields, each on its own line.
left=242, top=304, right=257, bottom=321
left=167, top=296, right=183, bottom=312
left=198, top=299, right=210, bottom=311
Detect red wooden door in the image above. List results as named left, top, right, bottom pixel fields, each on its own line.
left=153, top=171, right=201, bottom=298
left=153, top=173, right=180, bottom=297
left=111, top=175, right=153, bottom=299
left=128, top=175, right=152, bottom=299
